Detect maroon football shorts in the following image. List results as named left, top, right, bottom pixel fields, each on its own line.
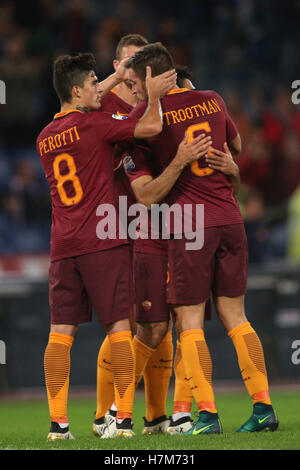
left=49, top=245, right=134, bottom=326
left=167, top=224, right=248, bottom=305
left=133, top=251, right=170, bottom=323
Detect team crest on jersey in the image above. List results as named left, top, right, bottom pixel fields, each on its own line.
left=123, top=155, right=135, bottom=173
left=112, top=113, right=128, bottom=120
left=142, top=300, right=152, bottom=311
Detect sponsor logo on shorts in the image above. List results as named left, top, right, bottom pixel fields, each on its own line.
left=142, top=300, right=152, bottom=311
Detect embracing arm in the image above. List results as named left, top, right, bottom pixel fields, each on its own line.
left=133, top=67, right=177, bottom=139
left=131, top=133, right=212, bottom=208
left=205, top=142, right=241, bottom=194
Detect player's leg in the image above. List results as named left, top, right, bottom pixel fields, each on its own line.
left=94, top=243, right=136, bottom=430
left=166, top=320, right=193, bottom=435
left=45, top=324, right=77, bottom=441
left=143, top=323, right=173, bottom=429
left=213, top=224, right=278, bottom=432
left=94, top=335, right=115, bottom=436
left=216, top=295, right=278, bottom=431
left=79, top=246, right=136, bottom=438
left=173, top=303, right=222, bottom=435
left=45, top=257, right=92, bottom=440
left=135, top=320, right=171, bottom=433
left=167, top=231, right=222, bottom=435
left=134, top=251, right=172, bottom=433
left=167, top=300, right=212, bottom=435
left=103, top=318, right=136, bottom=437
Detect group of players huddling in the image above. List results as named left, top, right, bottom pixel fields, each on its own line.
left=36, top=34, right=279, bottom=440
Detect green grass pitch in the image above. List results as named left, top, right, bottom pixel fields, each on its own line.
left=0, top=390, right=299, bottom=450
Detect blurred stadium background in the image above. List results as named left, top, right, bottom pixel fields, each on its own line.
left=0, top=0, right=299, bottom=396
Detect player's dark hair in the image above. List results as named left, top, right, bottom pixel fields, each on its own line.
left=175, top=65, right=193, bottom=87
left=53, top=52, right=97, bottom=104
left=115, top=34, right=149, bottom=60
left=125, top=42, right=174, bottom=81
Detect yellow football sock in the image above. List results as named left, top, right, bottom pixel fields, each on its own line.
left=95, top=335, right=114, bottom=419
left=133, top=336, right=155, bottom=387
left=44, top=332, right=74, bottom=423
left=173, top=340, right=193, bottom=414
left=109, top=330, right=136, bottom=420
left=180, top=329, right=217, bottom=413
left=228, top=322, right=271, bottom=405
left=143, top=330, right=173, bottom=421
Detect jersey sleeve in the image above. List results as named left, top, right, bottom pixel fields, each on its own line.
left=212, top=91, right=238, bottom=142
left=91, top=111, right=138, bottom=143
left=128, top=101, right=148, bottom=120
left=122, top=144, right=152, bottom=184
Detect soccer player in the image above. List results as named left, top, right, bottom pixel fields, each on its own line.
left=125, top=43, right=279, bottom=434
left=123, top=67, right=241, bottom=435
left=92, top=35, right=204, bottom=437
left=36, top=51, right=176, bottom=440
left=92, top=33, right=174, bottom=437
left=93, top=34, right=149, bottom=438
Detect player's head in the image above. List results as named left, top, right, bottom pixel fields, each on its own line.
left=125, top=42, right=175, bottom=101
left=114, top=34, right=149, bottom=91
left=176, top=65, right=195, bottom=90
left=115, top=34, right=148, bottom=63
left=53, top=52, right=100, bottom=110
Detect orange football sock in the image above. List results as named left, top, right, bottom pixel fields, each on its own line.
left=173, top=340, right=193, bottom=415
left=95, top=335, right=114, bottom=419
left=133, top=336, right=155, bottom=387
left=143, top=330, right=173, bottom=421
left=180, top=329, right=217, bottom=413
left=109, top=330, right=135, bottom=421
left=228, top=322, right=271, bottom=405
left=44, top=332, right=74, bottom=423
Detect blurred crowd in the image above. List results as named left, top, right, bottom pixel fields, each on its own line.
left=0, top=0, right=299, bottom=263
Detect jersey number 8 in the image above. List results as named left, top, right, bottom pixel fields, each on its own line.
left=53, top=153, right=83, bottom=206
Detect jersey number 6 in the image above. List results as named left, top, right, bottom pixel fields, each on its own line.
left=185, top=121, right=214, bottom=177
left=53, top=153, right=83, bottom=206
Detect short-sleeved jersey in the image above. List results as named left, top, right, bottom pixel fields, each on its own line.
left=123, top=145, right=168, bottom=255
left=129, top=88, right=243, bottom=233
left=101, top=89, right=133, bottom=116
left=100, top=90, right=137, bottom=207
left=101, top=90, right=167, bottom=255
left=36, top=108, right=138, bottom=261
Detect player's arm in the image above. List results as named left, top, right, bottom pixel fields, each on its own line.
left=228, top=133, right=242, bottom=157
left=212, top=90, right=242, bottom=158
left=97, top=57, right=130, bottom=98
left=133, top=66, right=176, bottom=139
left=205, top=142, right=241, bottom=194
left=131, top=133, right=212, bottom=209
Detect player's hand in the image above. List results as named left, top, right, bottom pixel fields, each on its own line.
left=114, top=57, right=130, bottom=82
left=145, top=66, right=177, bottom=99
left=174, top=133, right=212, bottom=169
left=205, top=142, right=239, bottom=176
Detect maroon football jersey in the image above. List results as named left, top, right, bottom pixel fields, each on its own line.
left=123, top=146, right=168, bottom=255
left=100, top=90, right=137, bottom=207
left=36, top=108, right=138, bottom=261
left=100, top=89, right=133, bottom=116
left=129, top=88, right=243, bottom=232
